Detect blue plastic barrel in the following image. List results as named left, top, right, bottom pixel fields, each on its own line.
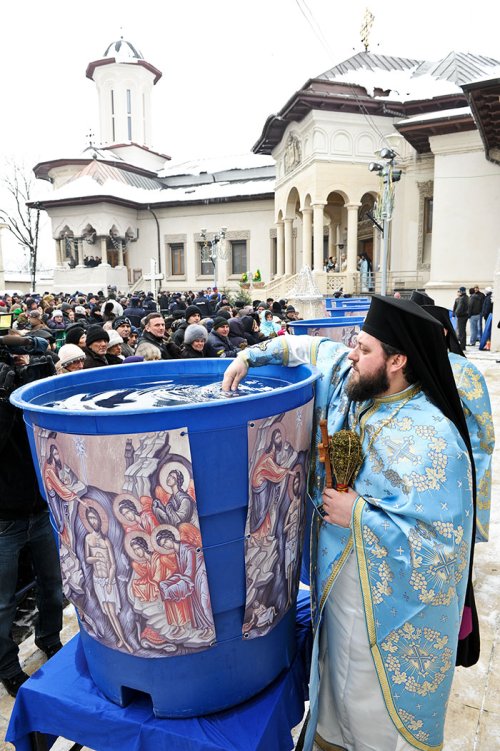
left=326, top=306, right=369, bottom=318
left=325, top=296, right=371, bottom=309
left=288, top=316, right=365, bottom=345
left=11, top=359, right=318, bottom=718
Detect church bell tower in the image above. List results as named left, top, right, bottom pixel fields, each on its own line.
left=86, top=37, right=162, bottom=148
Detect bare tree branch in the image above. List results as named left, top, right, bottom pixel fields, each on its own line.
left=0, top=161, right=41, bottom=289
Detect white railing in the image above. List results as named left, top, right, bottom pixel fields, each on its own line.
left=260, top=269, right=431, bottom=301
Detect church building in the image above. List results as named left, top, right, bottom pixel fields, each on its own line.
left=32, top=37, right=500, bottom=307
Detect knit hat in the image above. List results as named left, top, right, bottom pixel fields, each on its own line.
left=52, top=310, right=64, bottom=319
left=212, top=316, right=229, bottom=331
left=86, top=326, right=109, bottom=346
left=185, top=305, right=202, bottom=321
left=58, top=344, right=85, bottom=368
left=106, top=330, right=123, bottom=349
left=65, top=326, right=86, bottom=345
left=113, top=316, right=131, bottom=330
left=458, top=286, right=466, bottom=293
left=184, top=323, right=208, bottom=345
left=28, top=310, right=41, bottom=319
left=215, top=309, right=231, bottom=320
left=74, top=305, right=86, bottom=315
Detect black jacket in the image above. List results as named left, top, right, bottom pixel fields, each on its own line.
left=138, top=330, right=181, bottom=360
left=0, top=400, right=46, bottom=519
left=453, top=294, right=469, bottom=318
left=83, top=347, right=109, bottom=368
left=468, top=293, right=483, bottom=317
left=206, top=331, right=239, bottom=358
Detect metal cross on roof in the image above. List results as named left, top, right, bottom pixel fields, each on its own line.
left=360, top=8, right=375, bottom=52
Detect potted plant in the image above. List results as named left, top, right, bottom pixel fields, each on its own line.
left=252, top=269, right=264, bottom=288
left=240, top=272, right=250, bottom=289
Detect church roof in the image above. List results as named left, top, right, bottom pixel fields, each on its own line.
left=31, top=154, right=275, bottom=211
left=86, top=37, right=162, bottom=83
left=462, top=70, right=500, bottom=165
left=103, top=38, right=143, bottom=61
left=253, top=50, right=500, bottom=154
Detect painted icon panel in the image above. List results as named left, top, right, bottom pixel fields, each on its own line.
left=34, top=427, right=215, bottom=657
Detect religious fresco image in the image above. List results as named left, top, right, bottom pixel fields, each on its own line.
left=242, top=400, right=314, bottom=639
left=34, top=427, right=215, bottom=657
left=306, top=324, right=359, bottom=347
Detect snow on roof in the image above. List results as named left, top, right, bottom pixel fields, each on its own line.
left=330, top=68, right=461, bottom=102
left=463, top=64, right=500, bottom=86
left=158, top=153, right=275, bottom=178
left=397, top=106, right=472, bottom=126
left=44, top=173, right=275, bottom=205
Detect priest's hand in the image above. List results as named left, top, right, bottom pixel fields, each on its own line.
left=321, top=486, right=358, bottom=528
left=222, top=356, right=249, bottom=392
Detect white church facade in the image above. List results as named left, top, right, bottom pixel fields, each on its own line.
left=30, top=38, right=500, bottom=310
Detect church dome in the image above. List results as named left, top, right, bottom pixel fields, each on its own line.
left=103, top=37, right=143, bottom=62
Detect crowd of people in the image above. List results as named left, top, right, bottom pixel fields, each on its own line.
left=452, top=284, right=494, bottom=351
left=0, top=287, right=302, bottom=374
left=0, top=281, right=494, bottom=751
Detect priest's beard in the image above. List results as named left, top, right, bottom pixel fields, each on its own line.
left=346, top=361, right=390, bottom=402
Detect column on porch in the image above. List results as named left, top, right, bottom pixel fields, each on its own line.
left=328, top=222, right=336, bottom=265
left=301, top=208, right=312, bottom=270
left=284, top=218, right=294, bottom=276
left=116, top=240, right=124, bottom=268
left=345, top=203, right=360, bottom=293
left=76, top=239, right=84, bottom=268
left=100, top=236, right=110, bottom=266
left=313, top=204, right=325, bottom=272
left=276, top=220, right=285, bottom=276
left=56, top=239, right=64, bottom=267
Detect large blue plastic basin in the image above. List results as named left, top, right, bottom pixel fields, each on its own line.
left=11, top=359, right=318, bottom=717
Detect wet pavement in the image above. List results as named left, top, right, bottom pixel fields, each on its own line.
left=1, top=348, right=499, bottom=750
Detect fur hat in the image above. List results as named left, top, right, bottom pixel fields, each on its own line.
left=184, top=324, right=208, bottom=345
left=58, top=344, right=85, bottom=367
left=106, top=329, right=123, bottom=349
left=85, top=326, right=109, bottom=347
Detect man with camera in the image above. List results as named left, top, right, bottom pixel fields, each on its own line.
left=0, top=334, right=63, bottom=696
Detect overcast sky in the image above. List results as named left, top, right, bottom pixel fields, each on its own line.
left=1, top=0, right=499, bottom=268
left=2, top=0, right=500, bottom=166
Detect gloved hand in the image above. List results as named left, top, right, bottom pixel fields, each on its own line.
left=0, top=362, right=16, bottom=400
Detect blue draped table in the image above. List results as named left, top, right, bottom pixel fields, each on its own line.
left=7, top=591, right=311, bottom=751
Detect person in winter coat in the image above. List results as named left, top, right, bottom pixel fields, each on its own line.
left=179, top=324, right=209, bottom=358
left=136, top=313, right=181, bottom=360
left=83, top=326, right=110, bottom=368
left=106, top=330, right=124, bottom=365
left=228, top=319, right=248, bottom=350
left=452, top=286, right=469, bottom=350
left=172, top=306, right=202, bottom=347
left=240, top=315, right=263, bottom=345
left=205, top=317, right=240, bottom=358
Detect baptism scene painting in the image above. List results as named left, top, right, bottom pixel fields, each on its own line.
left=243, top=400, right=314, bottom=639
left=306, top=324, right=359, bottom=346
left=34, top=426, right=215, bottom=657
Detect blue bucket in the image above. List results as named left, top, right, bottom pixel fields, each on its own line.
left=11, top=359, right=318, bottom=717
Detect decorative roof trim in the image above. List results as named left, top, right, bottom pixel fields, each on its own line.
left=86, top=58, right=162, bottom=84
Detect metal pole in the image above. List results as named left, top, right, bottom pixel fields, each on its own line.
left=380, top=218, right=388, bottom=296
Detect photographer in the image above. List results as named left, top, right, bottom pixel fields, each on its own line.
left=0, top=334, right=63, bottom=697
